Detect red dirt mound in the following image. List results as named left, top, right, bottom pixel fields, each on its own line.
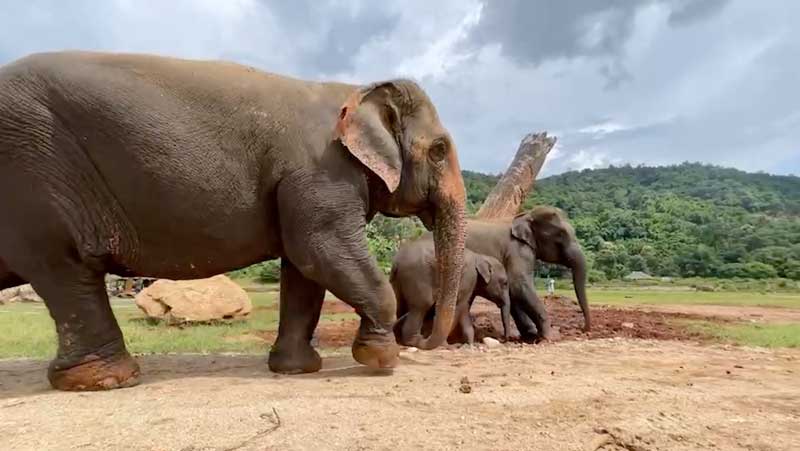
left=254, top=318, right=358, bottom=349
left=471, top=295, right=722, bottom=343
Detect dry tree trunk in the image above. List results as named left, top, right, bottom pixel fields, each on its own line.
left=476, top=132, right=556, bottom=219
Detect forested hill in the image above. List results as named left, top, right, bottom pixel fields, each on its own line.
left=463, top=163, right=800, bottom=280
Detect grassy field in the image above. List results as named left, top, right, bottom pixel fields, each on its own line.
left=555, top=288, right=800, bottom=308
left=0, top=291, right=281, bottom=359
left=1, top=282, right=799, bottom=359
left=688, top=322, right=800, bottom=348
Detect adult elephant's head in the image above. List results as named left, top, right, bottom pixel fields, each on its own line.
left=337, top=80, right=466, bottom=350
left=511, top=207, right=591, bottom=331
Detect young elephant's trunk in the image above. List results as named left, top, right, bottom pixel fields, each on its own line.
left=414, top=161, right=466, bottom=350
left=567, top=245, right=591, bottom=331
left=499, top=294, right=511, bottom=341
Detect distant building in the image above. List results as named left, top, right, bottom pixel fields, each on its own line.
left=624, top=271, right=654, bottom=280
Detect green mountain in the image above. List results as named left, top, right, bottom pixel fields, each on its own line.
left=463, top=163, right=800, bottom=280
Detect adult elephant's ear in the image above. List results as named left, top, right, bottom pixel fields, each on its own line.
left=511, top=213, right=536, bottom=249
left=336, top=82, right=403, bottom=193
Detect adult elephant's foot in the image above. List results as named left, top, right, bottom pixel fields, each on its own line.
left=352, top=332, right=399, bottom=369
left=48, top=349, right=140, bottom=391
left=268, top=342, right=322, bottom=374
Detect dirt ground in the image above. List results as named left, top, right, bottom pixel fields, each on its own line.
left=2, top=299, right=799, bottom=450
left=254, top=295, right=724, bottom=348
left=1, top=339, right=798, bottom=451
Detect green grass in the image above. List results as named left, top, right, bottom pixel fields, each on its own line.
left=539, top=277, right=800, bottom=293
left=3, top=279, right=799, bottom=359
left=0, top=291, right=288, bottom=359
left=688, top=322, right=800, bottom=348
left=561, top=289, right=800, bottom=308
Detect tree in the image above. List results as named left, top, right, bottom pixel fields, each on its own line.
left=742, top=262, right=779, bottom=279
left=476, top=132, right=556, bottom=219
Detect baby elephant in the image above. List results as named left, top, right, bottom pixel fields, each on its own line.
left=391, top=239, right=511, bottom=346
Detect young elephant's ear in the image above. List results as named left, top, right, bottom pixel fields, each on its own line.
left=476, top=256, right=493, bottom=284
left=336, top=82, right=403, bottom=193
left=511, top=213, right=536, bottom=249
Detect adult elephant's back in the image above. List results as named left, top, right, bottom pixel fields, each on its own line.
left=0, top=51, right=349, bottom=278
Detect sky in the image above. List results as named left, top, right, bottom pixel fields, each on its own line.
left=1, top=0, right=798, bottom=177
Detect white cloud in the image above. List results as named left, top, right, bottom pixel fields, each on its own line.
left=577, top=120, right=630, bottom=136
left=565, top=149, right=620, bottom=171
left=393, top=4, right=483, bottom=81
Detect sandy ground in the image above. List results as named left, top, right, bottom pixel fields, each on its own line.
left=2, top=339, right=799, bottom=451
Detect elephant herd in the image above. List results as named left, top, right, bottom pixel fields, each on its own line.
left=392, top=208, right=590, bottom=348
left=0, top=51, right=588, bottom=392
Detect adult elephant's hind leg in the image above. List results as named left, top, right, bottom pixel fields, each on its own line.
left=267, top=259, right=325, bottom=374
left=29, top=264, right=139, bottom=391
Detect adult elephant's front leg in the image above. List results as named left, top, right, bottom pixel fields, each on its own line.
left=276, top=175, right=399, bottom=372
left=509, top=274, right=555, bottom=342
left=267, top=260, right=325, bottom=374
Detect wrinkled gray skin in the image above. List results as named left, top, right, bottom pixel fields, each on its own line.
left=459, top=207, right=591, bottom=341
left=0, top=51, right=467, bottom=391
left=391, top=241, right=511, bottom=345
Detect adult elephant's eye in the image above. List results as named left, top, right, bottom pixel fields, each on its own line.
left=429, top=139, right=447, bottom=163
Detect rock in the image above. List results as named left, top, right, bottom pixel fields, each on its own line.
left=0, top=285, right=43, bottom=304
left=458, top=376, right=472, bottom=394
left=482, top=337, right=502, bottom=348
left=621, top=322, right=635, bottom=329
left=135, top=275, right=252, bottom=324
left=403, top=347, right=419, bottom=353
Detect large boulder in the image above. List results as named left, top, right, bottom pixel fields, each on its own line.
left=134, top=275, right=252, bottom=324
left=0, top=284, right=43, bottom=304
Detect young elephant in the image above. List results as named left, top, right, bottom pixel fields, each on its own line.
left=391, top=239, right=511, bottom=346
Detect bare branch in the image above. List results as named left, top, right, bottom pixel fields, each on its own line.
left=476, top=132, right=556, bottom=219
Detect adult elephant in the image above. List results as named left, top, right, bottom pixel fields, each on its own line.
left=428, top=206, right=590, bottom=342
left=0, top=51, right=467, bottom=391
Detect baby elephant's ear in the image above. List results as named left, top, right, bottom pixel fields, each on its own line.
left=476, top=256, right=493, bottom=284
left=336, top=82, right=403, bottom=193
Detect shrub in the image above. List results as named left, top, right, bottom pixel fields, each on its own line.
left=587, top=269, right=607, bottom=284
left=742, top=262, right=779, bottom=279
left=256, top=260, right=281, bottom=282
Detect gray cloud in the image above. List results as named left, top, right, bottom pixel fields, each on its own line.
left=0, top=0, right=796, bottom=177
left=471, top=0, right=641, bottom=65
left=253, top=0, right=400, bottom=76
left=668, top=0, right=730, bottom=26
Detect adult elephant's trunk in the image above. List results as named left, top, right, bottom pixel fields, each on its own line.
left=414, top=160, right=466, bottom=350
left=567, top=245, right=591, bottom=331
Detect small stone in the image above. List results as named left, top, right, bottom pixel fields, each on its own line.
left=621, top=322, right=635, bottom=329
left=404, top=347, right=419, bottom=353
left=458, top=376, right=472, bottom=394
left=483, top=337, right=502, bottom=348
